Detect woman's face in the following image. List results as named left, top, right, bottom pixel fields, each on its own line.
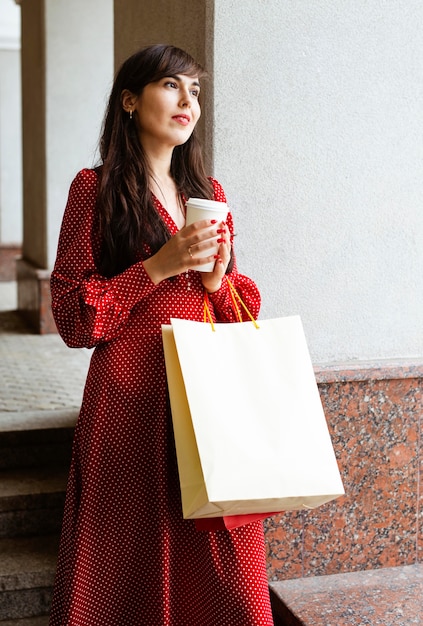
left=131, top=74, right=201, bottom=152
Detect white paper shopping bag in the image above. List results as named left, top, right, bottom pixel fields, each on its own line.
left=162, top=315, right=344, bottom=520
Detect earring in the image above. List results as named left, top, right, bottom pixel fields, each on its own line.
left=129, top=110, right=133, bottom=120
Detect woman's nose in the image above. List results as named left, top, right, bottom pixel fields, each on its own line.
left=179, top=89, right=192, bottom=107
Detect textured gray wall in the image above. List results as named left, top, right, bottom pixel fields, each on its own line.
left=211, top=0, right=423, bottom=362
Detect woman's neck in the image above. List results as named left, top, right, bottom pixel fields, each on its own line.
left=145, top=143, right=173, bottom=177
left=148, top=165, right=186, bottom=230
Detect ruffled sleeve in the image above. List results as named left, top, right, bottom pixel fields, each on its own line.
left=50, top=169, right=157, bottom=348
left=206, top=179, right=261, bottom=322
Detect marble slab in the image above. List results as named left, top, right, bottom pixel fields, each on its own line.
left=269, top=562, right=423, bottom=625
left=265, top=360, right=423, bottom=580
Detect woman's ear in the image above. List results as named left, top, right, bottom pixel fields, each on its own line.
left=121, top=89, right=137, bottom=113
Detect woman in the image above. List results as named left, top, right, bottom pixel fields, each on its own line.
left=49, top=44, right=273, bottom=625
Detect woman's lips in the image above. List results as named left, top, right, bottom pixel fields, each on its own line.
left=172, top=115, right=190, bottom=126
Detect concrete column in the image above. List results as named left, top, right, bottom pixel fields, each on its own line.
left=113, top=0, right=214, bottom=173
left=209, top=0, right=423, bottom=362
left=0, top=0, right=22, bottom=280
left=17, top=0, right=113, bottom=332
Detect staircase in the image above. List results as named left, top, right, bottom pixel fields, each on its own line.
left=0, top=284, right=88, bottom=624
left=0, top=409, right=76, bottom=624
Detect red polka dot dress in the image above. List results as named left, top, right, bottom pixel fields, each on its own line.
left=49, top=169, right=273, bottom=625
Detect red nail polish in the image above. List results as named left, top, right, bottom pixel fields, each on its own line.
left=217, top=238, right=226, bottom=244
left=217, top=229, right=226, bottom=234
left=211, top=219, right=217, bottom=224
left=214, top=254, right=220, bottom=259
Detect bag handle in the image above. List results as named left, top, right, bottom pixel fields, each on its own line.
left=204, top=278, right=259, bottom=331
left=203, top=291, right=216, bottom=331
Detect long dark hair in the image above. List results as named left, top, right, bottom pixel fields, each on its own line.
left=96, top=44, right=213, bottom=277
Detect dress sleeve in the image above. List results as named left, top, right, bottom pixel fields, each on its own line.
left=206, top=179, right=261, bottom=322
left=50, top=169, right=157, bottom=348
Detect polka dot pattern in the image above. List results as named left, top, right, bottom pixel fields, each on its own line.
left=49, top=169, right=272, bottom=625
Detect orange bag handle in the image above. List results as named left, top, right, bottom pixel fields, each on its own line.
left=203, top=291, right=216, bottom=331
left=204, top=278, right=259, bottom=331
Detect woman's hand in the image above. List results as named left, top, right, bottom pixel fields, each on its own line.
left=143, top=219, right=228, bottom=285
left=201, top=223, right=232, bottom=293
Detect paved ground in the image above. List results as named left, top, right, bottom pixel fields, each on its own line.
left=0, top=282, right=90, bottom=415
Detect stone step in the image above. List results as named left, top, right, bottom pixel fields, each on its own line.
left=0, top=467, right=67, bottom=538
left=0, top=617, right=49, bottom=625
left=0, top=535, right=58, bottom=621
left=0, top=410, right=76, bottom=470
left=269, top=562, right=423, bottom=626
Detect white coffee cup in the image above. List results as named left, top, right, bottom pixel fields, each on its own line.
left=185, top=198, right=228, bottom=272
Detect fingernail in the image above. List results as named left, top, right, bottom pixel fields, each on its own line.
left=217, top=238, right=226, bottom=244
left=217, top=229, right=226, bottom=234
left=214, top=254, right=220, bottom=259
left=211, top=219, right=217, bottom=224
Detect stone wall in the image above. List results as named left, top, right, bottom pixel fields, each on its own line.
left=265, top=361, right=423, bottom=580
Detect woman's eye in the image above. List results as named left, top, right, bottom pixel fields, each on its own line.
left=190, top=89, right=200, bottom=97
left=165, top=81, right=177, bottom=89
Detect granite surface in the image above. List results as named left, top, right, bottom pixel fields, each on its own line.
left=270, top=562, right=423, bottom=625
left=314, top=359, right=423, bottom=383
left=265, top=360, right=423, bottom=580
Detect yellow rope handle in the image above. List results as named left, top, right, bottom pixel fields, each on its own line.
left=203, top=279, right=260, bottom=331
left=203, top=291, right=216, bottom=331
left=228, top=281, right=243, bottom=323
left=227, top=278, right=260, bottom=329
